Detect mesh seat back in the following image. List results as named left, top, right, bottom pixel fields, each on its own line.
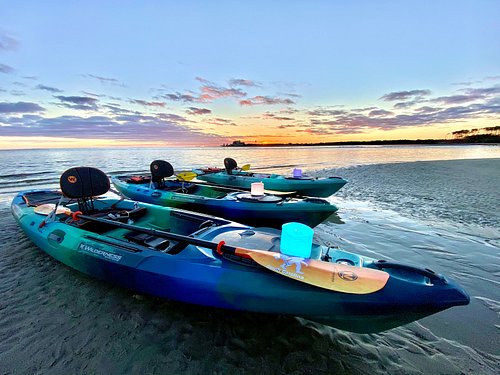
left=224, top=158, right=237, bottom=175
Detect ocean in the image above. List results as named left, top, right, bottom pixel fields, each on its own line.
left=0, top=145, right=499, bottom=374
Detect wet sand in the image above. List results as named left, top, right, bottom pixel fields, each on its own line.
left=1, top=157, right=499, bottom=374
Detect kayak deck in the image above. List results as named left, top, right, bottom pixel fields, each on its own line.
left=112, top=175, right=339, bottom=228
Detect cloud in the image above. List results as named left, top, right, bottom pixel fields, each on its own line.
left=368, top=109, right=393, bottom=117
left=186, top=107, right=212, bottom=115
left=207, top=118, right=237, bottom=126
left=161, top=92, right=198, bottom=103
left=262, top=112, right=294, bottom=121
left=414, top=106, right=440, bottom=113
left=380, top=89, right=431, bottom=102
left=0, top=113, right=221, bottom=145
left=102, top=103, right=137, bottom=115
left=10, top=90, right=25, bottom=96
left=229, top=78, right=261, bottom=87
left=0, top=101, right=45, bottom=113
left=465, top=86, right=500, bottom=96
left=451, top=80, right=482, bottom=86
left=240, top=96, right=295, bottom=106
left=307, top=108, right=347, bottom=116
left=0, top=33, right=18, bottom=51
left=54, top=95, right=99, bottom=110
left=393, top=101, right=423, bottom=109
left=280, top=92, right=302, bottom=98
left=36, top=84, right=63, bottom=93
left=298, top=127, right=337, bottom=135
left=195, top=76, right=211, bottom=84
left=199, top=84, right=246, bottom=102
left=431, top=95, right=480, bottom=105
left=0, top=63, right=15, bottom=74
left=431, top=86, right=500, bottom=105
left=82, top=74, right=125, bottom=86
left=161, top=81, right=246, bottom=103
left=484, top=75, right=500, bottom=81
left=304, top=97, right=500, bottom=135
left=157, top=113, right=192, bottom=123
left=130, top=99, right=166, bottom=107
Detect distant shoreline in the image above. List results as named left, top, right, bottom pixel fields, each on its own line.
left=223, top=135, right=500, bottom=147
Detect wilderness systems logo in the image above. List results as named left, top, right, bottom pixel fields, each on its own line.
left=338, top=270, right=358, bottom=281
left=266, top=254, right=308, bottom=280
left=78, top=242, right=122, bottom=262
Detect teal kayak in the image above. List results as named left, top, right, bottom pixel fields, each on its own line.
left=194, top=158, right=347, bottom=197
left=111, top=173, right=338, bottom=228
left=11, top=166, right=470, bottom=333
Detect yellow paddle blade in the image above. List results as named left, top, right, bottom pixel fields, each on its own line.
left=235, top=248, right=389, bottom=294
left=176, top=171, right=197, bottom=181
left=241, top=164, right=251, bottom=171
left=34, top=204, right=71, bottom=216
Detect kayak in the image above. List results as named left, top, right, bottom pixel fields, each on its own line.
left=111, top=175, right=338, bottom=228
left=194, top=158, right=347, bottom=197
left=10, top=166, right=470, bottom=333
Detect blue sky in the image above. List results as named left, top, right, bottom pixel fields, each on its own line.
left=1, top=1, right=499, bottom=148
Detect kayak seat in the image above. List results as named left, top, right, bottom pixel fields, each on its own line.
left=150, top=160, right=174, bottom=188
left=224, top=157, right=237, bottom=175
left=60, top=167, right=110, bottom=214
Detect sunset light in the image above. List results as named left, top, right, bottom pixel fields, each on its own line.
left=1, top=1, right=499, bottom=149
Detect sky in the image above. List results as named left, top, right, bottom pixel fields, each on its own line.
left=0, top=0, right=499, bottom=149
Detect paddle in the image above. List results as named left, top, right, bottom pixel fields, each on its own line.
left=34, top=203, right=71, bottom=216
left=69, top=211, right=389, bottom=294
left=176, top=171, right=197, bottom=181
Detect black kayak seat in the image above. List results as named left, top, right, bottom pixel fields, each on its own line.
left=224, top=157, right=237, bottom=175
left=150, top=160, right=174, bottom=188
left=60, top=167, right=110, bottom=213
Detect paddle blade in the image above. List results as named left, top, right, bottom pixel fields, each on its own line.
left=241, top=164, right=251, bottom=171
left=235, top=248, right=389, bottom=294
left=34, top=204, right=71, bottom=216
left=176, top=171, right=197, bottom=181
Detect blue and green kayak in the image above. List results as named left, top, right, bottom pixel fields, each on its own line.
left=194, top=158, right=347, bottom=197
left=111, top=175, right=338, bottom=228
left=11, top=167, right=469, bottom=333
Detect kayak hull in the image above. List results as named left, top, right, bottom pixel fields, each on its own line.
left=112, top=176, right=338, bottom=228
left=11, top=190, right=469, bottom=333
left=195, top=171, right=347, bottom=197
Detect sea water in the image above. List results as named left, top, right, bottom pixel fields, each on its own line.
left=0, top=145, right=499, bottom=374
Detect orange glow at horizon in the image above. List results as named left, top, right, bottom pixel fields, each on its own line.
left=0, top=118, right=496, bottom=149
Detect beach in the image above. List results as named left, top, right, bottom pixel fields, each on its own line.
left=0, top=146, right=499, bottom=374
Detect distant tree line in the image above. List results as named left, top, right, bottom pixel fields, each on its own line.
left=451, top=126, right=500, bottom=138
